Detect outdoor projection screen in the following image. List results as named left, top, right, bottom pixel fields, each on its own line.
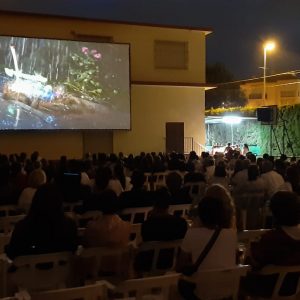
left=0, top=36, right=131, bottom=130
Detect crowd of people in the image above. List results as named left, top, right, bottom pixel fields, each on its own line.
left=0, top=148, right=300, bottom=298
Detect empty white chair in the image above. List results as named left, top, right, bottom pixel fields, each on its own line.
left=114, top=272, right=180, bottom=300
left=120, top=207, right=152, bottom=224
left=8, top=251, right=73, bottom=292
left=30, top=280, right=114, bottom=300
left=194, top=265, right=250, bottom=300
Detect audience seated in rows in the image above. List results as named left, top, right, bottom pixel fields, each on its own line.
left=119, top=170, right=154, bottom=209
left=241, top=191, right=300, bottom=298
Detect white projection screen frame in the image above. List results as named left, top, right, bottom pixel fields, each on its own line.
left=0, top=35, right=131, bottom=130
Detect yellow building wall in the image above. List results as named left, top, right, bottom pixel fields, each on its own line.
left=113, top=85, right=205, bottom=155
left=0, top=12, right=207, bottom=158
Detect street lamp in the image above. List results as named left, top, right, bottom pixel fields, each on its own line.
left=263, top=41, right=276, bottom=105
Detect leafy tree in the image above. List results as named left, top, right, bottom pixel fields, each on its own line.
left=206, top=62, right=247, bottom=109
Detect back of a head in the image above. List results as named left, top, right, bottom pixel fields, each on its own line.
left=130, top=170, right=145, bottom=188
left=270, top=191, right=300, bottom=226
left=29, top=183, right=64, bottom=219
left=205, top=184, right=232, bottom=203
left=95, top=167, right=112, bottom=190
left=248, top=165, right=259, bottom=181
left=198, top=196, right=233, bottom=228
left=153, top=187, right=171, bottom=210
left=262, top=160, right=273, bottom=173
left=166, top=171, right=182, bottom=192
left=100, top=189, right=120, bottom=214
left=214, top=165, right=226, bottom=178
left=28, top=169, right=47, bottom=188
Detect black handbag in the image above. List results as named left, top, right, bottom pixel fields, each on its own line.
left=178, top=228, right=222, bottom=300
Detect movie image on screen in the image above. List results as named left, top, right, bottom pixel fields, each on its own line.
left=0, top=36, right=130, bottom=130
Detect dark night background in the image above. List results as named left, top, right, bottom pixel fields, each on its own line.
left=1, top=0, right=300, bottom=80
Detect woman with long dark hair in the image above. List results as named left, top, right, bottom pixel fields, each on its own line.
left=6, top=183, right=78, bottom=259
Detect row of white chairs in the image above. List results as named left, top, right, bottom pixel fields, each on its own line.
left=2, top=261, right=300, bottom=300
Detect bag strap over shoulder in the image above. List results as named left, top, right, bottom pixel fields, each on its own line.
left=190, top=227, right=222, bottom=274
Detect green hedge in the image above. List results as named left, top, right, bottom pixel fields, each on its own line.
left=206, top=104, right=300, bottom=156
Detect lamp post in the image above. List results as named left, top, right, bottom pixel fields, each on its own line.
left=263, top=41, right=275, bottom=105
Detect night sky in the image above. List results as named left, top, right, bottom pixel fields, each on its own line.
left=1, top=0, right=300, bottom=80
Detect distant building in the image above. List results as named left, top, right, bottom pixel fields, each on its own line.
left=240, top=72, right=300, bottom=108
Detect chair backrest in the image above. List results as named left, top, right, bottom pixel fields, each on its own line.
left=129, top=223, right=142, bottom=247
left=30, top=280, right=113, bottom=300
left=235, top=192, right=265, bottom=230
left=169, top=204, right=190, bottom=218
left=195, top=265, right=250, bottom=300
left=80, top=245, right=131, bottom=280
left=114, top=273, right=180, bottom=300
left=77, top=211, right=103, bottom=227
left=257, top=265, right=300, bottom=300
left=153, top=172, right=168, bottom=190
left=136, top=239, right=182, bottom=275
left=0, top=205, right=19, bottom=217
left=63, top=201, right=83, bottom=212
left=237, top=229, right=271, bottom=260
left=120, top=207, right=152, bottom=224
left=144, top=172, right=152, bottom=191
left=0, top=233, right=11, bottom=254
left=0, top=215, right=26, bottom=234
left=9, top=251, right=73, bottom=292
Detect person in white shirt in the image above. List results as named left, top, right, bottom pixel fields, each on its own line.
left=177, top=192, right=237, bottom=299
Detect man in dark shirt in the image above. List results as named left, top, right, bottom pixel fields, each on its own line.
left=141, top=188, right=188, bottom=241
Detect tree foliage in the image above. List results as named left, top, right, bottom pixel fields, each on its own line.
left=206, top=62, right=247, bottom=109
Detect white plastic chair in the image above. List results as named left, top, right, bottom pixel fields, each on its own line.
left=8, top=251, right=73, bottom=292
left=80, top=245, right=132, bottom=281
left=253, top=265, right=300, bottom=300
left=129, top=223, right=142, bottom=247
left=30, top=280, right=114, bottom=300
left=0, top=206, right=19, bottom=217
left=135, top=239, right=182, bottom=276
left=0, top=215, right=26, bottom=234
left=0, top=234, right=11, bottom=254
left=194, top=265, right=250, bottom=300
left=63, top=201, right=83, bottom=212
left=120, top=207, right=152, bottom=224
left=153, top=172, right=168, bottom=191
left=114, top=272, right=180, bottom=300
left=169, top=204, right=190, bottom=218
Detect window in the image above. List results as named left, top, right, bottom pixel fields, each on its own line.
left=280, top=90, right=295, bottom=98
left=154, top=40, right=188, bottom=69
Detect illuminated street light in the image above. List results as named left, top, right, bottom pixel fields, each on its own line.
left=263, top=41, right=276, bottom=105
